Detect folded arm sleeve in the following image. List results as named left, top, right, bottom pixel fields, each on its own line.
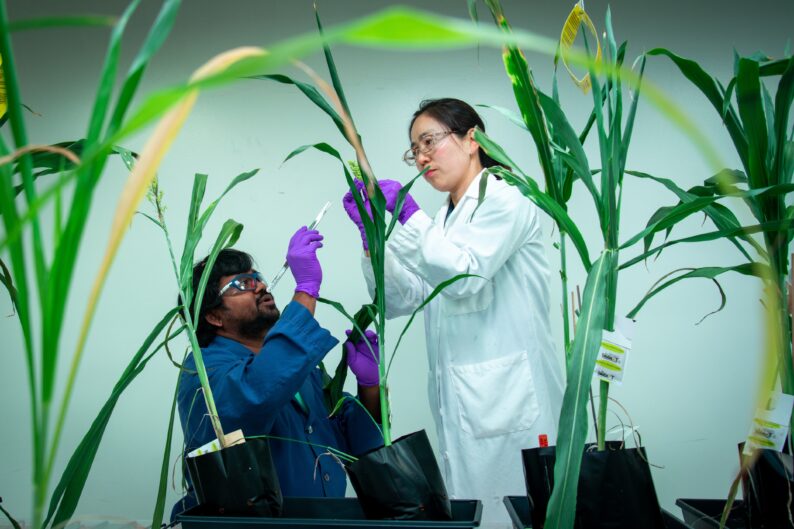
left=388, top=190, right=534, bottom=299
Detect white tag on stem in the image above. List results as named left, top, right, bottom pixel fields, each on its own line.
left=744, top=392, right=794, bottom=454
left=594, top=317, right=636, bottom=384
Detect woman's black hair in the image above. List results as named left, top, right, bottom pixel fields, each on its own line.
left=182, top=248, right=254, bottom=347
left=409, top=98, right=507, bottom=169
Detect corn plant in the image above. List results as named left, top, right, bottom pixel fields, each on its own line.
left=257, top=7, right=488, bottom=446
left=468, top=4, right=769, bottom=528
left=644, top=48, right=794, bottom=430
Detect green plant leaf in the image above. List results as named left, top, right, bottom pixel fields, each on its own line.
left=106, top=0, right=182, bottom=137
left=620, top=219, right=794, bottom=270
left=253, top=74, right=346, bottom=140
left=45, top=308, right=181, bottom=529
left=545, top=250, right=615, bottom=529
left=151, top=369, right=181, bottom=529
left=647, top=48, right=748, bottom=172
left=772, top=58, right=794, bottom=183
left=473, top=129, right=592, bottom=270
left=314, top=5, right=352, bottom=119
left=736, top=57, right=770, bottom=189
left=626, top=264, right=766, bottom=320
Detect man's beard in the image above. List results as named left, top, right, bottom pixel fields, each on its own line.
left=236, top=306, right=280, bottom=340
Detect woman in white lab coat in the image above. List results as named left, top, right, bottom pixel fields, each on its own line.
left=342, top=98, right=564, bottom=528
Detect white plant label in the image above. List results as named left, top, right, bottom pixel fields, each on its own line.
left=744, top=392, right=794, bottom=454
left=595, top=317, right=636, bottom=385
left=187, top=429, right=245, bottom=458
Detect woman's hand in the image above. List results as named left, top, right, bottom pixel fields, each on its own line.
left=344, top=329, right=380, bottom=387
left=378, top=179, right=420, bottom=225
left=342, top=179, right=371, bottom=250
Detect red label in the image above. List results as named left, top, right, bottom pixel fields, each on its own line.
left=538, top=434, right=548, bottom=447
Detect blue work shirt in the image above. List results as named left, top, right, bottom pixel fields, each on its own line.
left=172, top=301, right=383, bottom=518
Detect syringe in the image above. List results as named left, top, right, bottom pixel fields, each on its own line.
left=268, top=201, right=332, bottom=292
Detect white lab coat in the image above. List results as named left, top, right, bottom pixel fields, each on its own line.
left=361, top=170, right=564, bottom=528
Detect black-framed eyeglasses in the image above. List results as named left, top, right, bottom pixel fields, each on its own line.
left=219, top=271, right=266, bottom=297
left=402, top=130, right=454, bottom=166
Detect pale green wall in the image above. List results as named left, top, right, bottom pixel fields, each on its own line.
left=1, top=0, right=792, bottom=523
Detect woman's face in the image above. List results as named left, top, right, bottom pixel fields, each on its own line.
left=409, top=113, right=478, bottom=194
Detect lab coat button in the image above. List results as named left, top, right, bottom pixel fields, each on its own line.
left=323, top=473, right=331, bottom=482
left=307, top=425, right=313, bottom=434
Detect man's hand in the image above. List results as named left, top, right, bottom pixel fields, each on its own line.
left=286, top=226, right=323, bottom=298
left=344, top=329, right=379, bottom=387
left=377, top=179, right=420, bottom=225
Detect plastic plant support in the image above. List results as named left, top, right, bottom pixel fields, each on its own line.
left=188, top=429, right=245, bottom=458
left=744, top=392, right=794, bottom=454
left=595, top=317, right=635, bottom=384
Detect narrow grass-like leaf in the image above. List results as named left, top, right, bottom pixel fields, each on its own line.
left=0, top=257, right=17, bottom=312
left=317, top=299, right=377, bottom=411
left=106, top=0, right=182, bottom=137
left=46, top=308, right=180, bottom=529
left=545, top=251, right=614, bottom=529
left=151, top=370, right=180, bottom=529
left=253, top=74, right=346, bottom=139
left=626, top=169, right=763, bottom=260
left=648, top=48, right=748, bottom=170
left=626, top=264, right=765, bottom=319
left=0, top=501, right=21, bottom=529
left=385, top=170, right=425, bottom=239
left=314, top=5, right=352, bottom=118
left=620, top=219, right=794, bottom=270
left=476, top=103, right=528, bottom=131
left=736, top=58, right=769, bottom=189
left=474, top=130, right=592, bottom=270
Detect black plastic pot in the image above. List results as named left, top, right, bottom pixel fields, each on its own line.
left=186, top=438, right=283, bottom=517
left=675, top=499, right=747, bottom=529
left=741, top=446, right=794, bottom=529
left=345, top=430, right=453, bottom=521
left=177, top=497, right=482, bottom=529
left=522, top=441, right=665, bottom=529
left=504, top=496, right=687, bottom=529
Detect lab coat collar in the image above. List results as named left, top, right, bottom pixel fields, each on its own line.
left=448, top=168, right=504, bottom=207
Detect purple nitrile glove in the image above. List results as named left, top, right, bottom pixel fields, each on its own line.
left=378, top=179, right=420, bottom=225
left=286, top=226, right=323, bottom=298
left=344, top=329, right=380, bottom=387
left=342, top=179, right=371, bottom=250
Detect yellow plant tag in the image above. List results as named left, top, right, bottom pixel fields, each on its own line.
left=595, top=317, right=635, bottom=384
left=0, top=52, right=7, bottom=119
left=559, top=1, right=601, bottom=93
left=744, top=392, right=793, bottom=454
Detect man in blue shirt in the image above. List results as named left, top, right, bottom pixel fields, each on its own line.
left=172, top=227, right=383, bottom=517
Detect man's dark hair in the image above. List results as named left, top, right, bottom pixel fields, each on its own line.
left=185, top=249, right=254, bottom=347
left=409, top=98, right=507, bottom=170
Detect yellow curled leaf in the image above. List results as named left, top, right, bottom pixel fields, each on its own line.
left=559, top=2, right=601, bottom=93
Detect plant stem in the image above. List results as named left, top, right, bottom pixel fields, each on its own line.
left=561, top=230, right=571, bottom=357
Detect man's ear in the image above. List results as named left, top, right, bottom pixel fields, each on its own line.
left=205, top=308, right=224, bottom=329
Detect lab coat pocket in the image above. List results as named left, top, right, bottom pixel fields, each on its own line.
left=442, top=280, right=493, bottom=316
left=449, top=351, right=540, bottom=439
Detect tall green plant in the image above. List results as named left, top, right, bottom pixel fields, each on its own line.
left=0, top=2, right=182, bottom=527
left=259, top=7, right=480, bottom=446
left=646, top=48, right=794, bottom=426
left=143, top=169, right=258, bottom=447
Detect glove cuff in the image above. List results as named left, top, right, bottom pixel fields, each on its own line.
left=294, top=284, right=320, bottom=298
